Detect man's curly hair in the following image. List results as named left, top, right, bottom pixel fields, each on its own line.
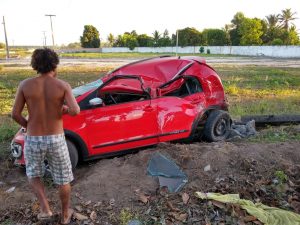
left=31, top=48, right=59, bottom=74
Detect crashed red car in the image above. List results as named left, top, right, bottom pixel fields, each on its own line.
left=11, top=56, right=231, bottom=169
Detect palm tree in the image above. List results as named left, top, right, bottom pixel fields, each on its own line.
left=152, top=30, right=161, bottom=46
left=107, top=33, right=114, bottom=46
left=265, top=14, right=279, bottom=28
left=279, top=8, right=297, bottom=30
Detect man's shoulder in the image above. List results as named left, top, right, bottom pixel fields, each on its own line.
left=20, top=77, right=35, bottom=88
left=55, top=78, right=70, bottom=89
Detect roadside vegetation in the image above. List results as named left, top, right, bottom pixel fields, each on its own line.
left=1, top=64, right=299, bottom=144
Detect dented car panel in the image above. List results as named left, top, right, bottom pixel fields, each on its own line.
left=12, top=56, right=229, bottom=168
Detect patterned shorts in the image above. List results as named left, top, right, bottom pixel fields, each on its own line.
left=24, top=134, right=74, bottom=185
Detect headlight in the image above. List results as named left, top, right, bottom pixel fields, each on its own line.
left=11, top=142, right=23, bottom=158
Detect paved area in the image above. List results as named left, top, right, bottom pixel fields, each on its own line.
left=1, top=56, right=300, bottom=68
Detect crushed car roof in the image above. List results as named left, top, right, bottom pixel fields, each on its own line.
left=106, top=56, right=206, bottom=88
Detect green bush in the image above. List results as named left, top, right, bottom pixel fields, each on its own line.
left=272, top=38, right=283, bottom=45
left=199, top=46, right=204, bottom=53
left=0, top=42, right=5, bottom=49
left=206, top=49, right=211, bottom=54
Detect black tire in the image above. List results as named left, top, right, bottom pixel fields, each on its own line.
left=66, top=139, right=79, bottom=170
left=203, top=110, right=231, bottom=142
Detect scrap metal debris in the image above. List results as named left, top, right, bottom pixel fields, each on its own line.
left=147, top=153, right=188, bottom=192
left=228, top=120, right=257, bottom=139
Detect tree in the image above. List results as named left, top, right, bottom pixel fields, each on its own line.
left=279, top=8, right=297, bottom=30
left=107, top=33, right=115, bottom=47
left=263, top=14, right=282, bottom=44
left=229, top=12, right=246, bottom=45
left=282, top=26, right=300, bottom=45
left=80, top=25, right=100, bottom=48
left=239, top=18, right=263, bottom=45
left=124, top=33, right=139, bottom=50
left=137, top=34, right=153, bottom=47
left=0, top=43, right=5, bottom=49
left=158, top=29, right=172, bottom=46
left=202, top=29, right=228, bottom=46
left=223, top=24, right=232, bottom=45
left=173, top=27, right=202, bottom=47
left=152, top=30, right=161, bottom=47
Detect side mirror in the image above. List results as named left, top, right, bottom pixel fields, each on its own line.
left=89, top=97, right=103, bottom=106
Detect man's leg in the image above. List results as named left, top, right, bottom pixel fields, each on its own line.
left=29, top=177, right=52, bottom=215
left=59, top=183, right=73, bottom=224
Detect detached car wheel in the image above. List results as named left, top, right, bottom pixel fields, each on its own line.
left=66, top=139, right=78, bottom=170
left=203, top=110, right=231, bottom=142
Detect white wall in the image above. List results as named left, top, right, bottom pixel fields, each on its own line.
left=59, top=46, right=300, bottom=58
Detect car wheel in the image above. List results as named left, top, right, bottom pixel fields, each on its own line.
left=203, top=110, right=231, bottom=142
left=66, top=139, right=79, bottom=170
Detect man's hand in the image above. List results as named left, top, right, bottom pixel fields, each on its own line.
left=62, top=105, right=69, bottom=114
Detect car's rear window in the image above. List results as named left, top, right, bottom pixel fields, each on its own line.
left=72, top=80, right=103, bottom=98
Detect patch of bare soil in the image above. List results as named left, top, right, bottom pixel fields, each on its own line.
left=1, top=140, right=300, bottom=224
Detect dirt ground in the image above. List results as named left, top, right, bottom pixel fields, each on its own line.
left=1, top=136, right=300, bottom=224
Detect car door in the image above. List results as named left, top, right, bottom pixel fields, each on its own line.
left=85, top=79, right=159, bottom=155
left=154, top=76, right=206, bottom=142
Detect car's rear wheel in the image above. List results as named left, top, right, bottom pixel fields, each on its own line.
left=66, top=139, right=79, bottom=170
left=203, top=110, right=231, bottom=142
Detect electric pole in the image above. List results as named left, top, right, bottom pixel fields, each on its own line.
left=42, top=31, right=47, bottom=46
left=45, top=14, right=56, bottom=47
left=2, top=16, right=9, bottom=59
left=176, top=29, right=179, bottom=57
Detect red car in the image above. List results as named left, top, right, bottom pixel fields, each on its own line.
left=11, top=56, right=231, bottom=169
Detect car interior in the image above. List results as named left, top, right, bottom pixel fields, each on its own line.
left=163, top=76, right=203, bottom=97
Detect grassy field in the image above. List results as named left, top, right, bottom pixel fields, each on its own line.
left=0, top=64, right=299, bottom=142
left=60, top=52, right=234, bottom=59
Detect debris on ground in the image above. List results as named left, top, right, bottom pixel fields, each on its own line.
left=1, top=138, right=300, bottom=224
left=228, top=120, right=257, bottom=140
left=196, top=192, right=300, bottom=225
left=147, top=152, right=188, bottom=192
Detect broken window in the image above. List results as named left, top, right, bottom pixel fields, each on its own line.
left=101, top=92, right=149, bottom=105
left=163, top=77, right=203, bottom=97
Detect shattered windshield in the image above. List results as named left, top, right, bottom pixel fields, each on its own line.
left=72, top=80, right=103, bottom=97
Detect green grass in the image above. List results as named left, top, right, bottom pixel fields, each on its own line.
left=0, top=64, right=299, bottom=143
left=249, top=125, right=300, bottom=142
left=214, top=66, right=300, bottom=116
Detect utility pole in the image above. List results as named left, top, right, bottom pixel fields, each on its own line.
left=176, top=29, right=179, bottom=57
left=42, top=31, right=47, bottom=46
left=45, top=14, right=56, bottom=47
left=2, top=16, right=9, bottom=59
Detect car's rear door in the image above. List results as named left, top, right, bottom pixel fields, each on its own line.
left=154, top=76, right=206, bottom=142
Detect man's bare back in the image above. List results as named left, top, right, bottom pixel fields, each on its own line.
left=12, top=71, right=80, bottom=136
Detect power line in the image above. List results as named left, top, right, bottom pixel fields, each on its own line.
left=45, top=14, right=56, bottom=47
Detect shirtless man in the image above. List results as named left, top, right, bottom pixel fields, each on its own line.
left=11, top=48, right=80, bottom=224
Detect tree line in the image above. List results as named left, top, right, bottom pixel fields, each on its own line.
left=78, top=9, right=299, bottom=49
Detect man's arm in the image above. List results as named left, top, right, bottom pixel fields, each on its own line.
left=11, top=82, right=28, bottom=128
left=64, top=82, right=80, bottom=116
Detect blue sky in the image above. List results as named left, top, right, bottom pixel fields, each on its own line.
left=0, top=0, right=299, bottom=46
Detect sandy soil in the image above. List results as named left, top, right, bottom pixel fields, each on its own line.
left=0, top=139, right=299, bottom=224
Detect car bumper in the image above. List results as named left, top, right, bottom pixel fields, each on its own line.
left=11, top=128, right=26, bottom=166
